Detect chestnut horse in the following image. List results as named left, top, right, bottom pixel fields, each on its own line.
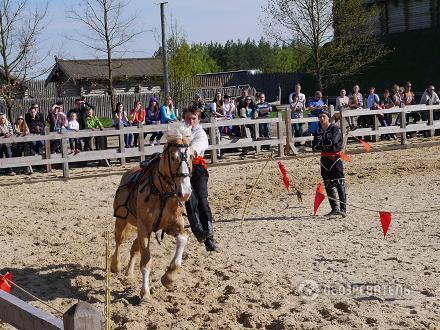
left=111, top=125, right=193, bottom=299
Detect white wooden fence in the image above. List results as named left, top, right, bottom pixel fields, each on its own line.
left=1, top=104, right=439, bottom=178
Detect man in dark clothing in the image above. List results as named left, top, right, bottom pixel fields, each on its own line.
left=67, top=98, right=87, bottom=130
left=312, top=109, right=347, bottom=218
left=25, top=104, right=45, bottom=154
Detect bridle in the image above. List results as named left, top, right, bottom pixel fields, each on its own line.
left=157, top=142, right=192, bottom=195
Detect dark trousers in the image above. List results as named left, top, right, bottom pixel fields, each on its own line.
left=69, top=138, right=81, bottom=151
left=321, top=156, right=346, bottom=212
left=149, top=131, right=163, bottom=142
left=259, top=123, right=270, bottom=138
left=292, top=123, right=303, bottom=138
left=185, top=165, right=214, bottom=239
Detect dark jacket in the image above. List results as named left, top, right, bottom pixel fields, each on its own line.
left=312, top=123, right=342, bottom=152
left=25, top=112, right=45, bottom=134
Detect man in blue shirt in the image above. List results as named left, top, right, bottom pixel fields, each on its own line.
left=307, top=91, right=327, bottom=134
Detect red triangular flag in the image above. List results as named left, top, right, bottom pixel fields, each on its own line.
left=313, top=182, right=326, bottom=216
left=359, top=139, right=372, bottom=152
left=340, top=152, right=352, bottom=162
left=0, top=272, right=12, bottom=293
left=379, top=212, right=392, bottom=238
left=277, top=161, right=290, bottom=192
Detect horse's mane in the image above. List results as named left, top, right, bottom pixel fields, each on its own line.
left=166, top=125, right=192, bottom=144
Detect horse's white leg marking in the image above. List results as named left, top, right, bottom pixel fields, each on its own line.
left=161, top=233, right=188, bottom=288
left=171, top=234, right=188, bottom=269
left=138, top=222, right=152, bottom=299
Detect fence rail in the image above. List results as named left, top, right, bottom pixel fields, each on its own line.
left=1, top=104, right=439, bottom=178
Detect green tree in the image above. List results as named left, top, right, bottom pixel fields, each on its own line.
left=263, top=0, right=389, bottom=91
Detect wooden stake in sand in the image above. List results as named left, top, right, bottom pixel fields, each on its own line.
left=240, top=154, right=273, bottom=227
left=104, top=231, right=111, bottom=330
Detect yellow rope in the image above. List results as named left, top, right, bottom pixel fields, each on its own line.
left=240, top=154, right=273, bottom=226
left=105, top=231, right=111, bottom=330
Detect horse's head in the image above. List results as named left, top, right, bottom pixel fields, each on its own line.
left=160, top=125, right=194, bottom=202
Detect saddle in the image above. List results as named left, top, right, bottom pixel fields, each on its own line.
left=114, top=154, right=161, bottom=219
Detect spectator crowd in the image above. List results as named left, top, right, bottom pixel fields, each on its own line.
left=1, top=82, right=439, bottom=175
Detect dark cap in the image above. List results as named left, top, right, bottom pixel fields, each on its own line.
left=195, top=93, right=202, bottom=98
left=224, top=93, right=231, bottom=99
left=318, top=109, right=331, bottom=118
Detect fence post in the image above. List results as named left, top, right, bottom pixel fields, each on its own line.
left=209, top=116, right=218, bottom=163
left=428, top=107, right=435, bottom=137
left=138, top=123, right=145, bottom=162
left=276, top=111, right=284, bottom=157
left=44, top=127, right=52, bottom=173
left=372, top=114, right=379, bottom=142
left=400, top=107, right=408, bottom=145
left=118, top=125, right=126, bottom=165
left=284, top=106, right=297, bottom=155
left=340, top=107, right=348, bottom=150
left=63, top=301, right=102, bottom=330
left=61, top=130, right=69, bottom=178
left=254, top=118, right=260, bottom=154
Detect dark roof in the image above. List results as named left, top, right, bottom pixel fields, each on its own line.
left=45, top=57, right=163, bottom=83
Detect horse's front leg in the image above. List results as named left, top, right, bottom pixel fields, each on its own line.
left=161, top=232, right=188, bottom=289
left=138, top=223, right=152, bottom=300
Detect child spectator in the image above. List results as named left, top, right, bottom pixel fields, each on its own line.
left=129, top=100, right=146, bottom=147
left=84, top=107, right=104, bottom=151
left=255, top=92, right=272, bottom=138
left=145, top=97, right=162, bottom=146
left=0, top=113, right=15, bottom=175
left=289, top=83, right=306, bottom=139
left=68, top=112, right=81, bottom=154
left=222, top=94, right=236, bottom=134
left=113, top=102, right=133, bottom=148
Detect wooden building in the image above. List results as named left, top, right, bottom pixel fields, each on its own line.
left=368, top=0, right=440, bottom=35
left=45, top=57, right=163, bottom=97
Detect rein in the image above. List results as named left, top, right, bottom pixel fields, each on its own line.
left=148, top=142, right=191, bottom=235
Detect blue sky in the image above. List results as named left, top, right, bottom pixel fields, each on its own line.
left=37, top=0, right=266, bottom=69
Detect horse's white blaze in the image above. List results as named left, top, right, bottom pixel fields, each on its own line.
left=171, top=234, right=188, bottom=269
left=177, top=148, right=192, bottom=201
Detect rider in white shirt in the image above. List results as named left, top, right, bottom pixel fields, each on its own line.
left=183, top=107, right=219, bottom=252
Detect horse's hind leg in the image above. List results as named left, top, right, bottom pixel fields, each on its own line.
left=139, top=226, right=152, bottom=300
left=111, top=218, right=128, bottom=273
left=161, top=230, right=188, bottom=289
left=126, top=237, right=140, bottom=277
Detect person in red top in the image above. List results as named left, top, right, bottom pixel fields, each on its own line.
left=129, top=100, right=146, bottom=147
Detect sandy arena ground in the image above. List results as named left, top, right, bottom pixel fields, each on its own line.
left=1, top=144, right=440, bottom=329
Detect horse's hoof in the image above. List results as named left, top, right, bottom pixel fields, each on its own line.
left=161, top=269, right=179, bottom=289
left=110, top=262, right=121, bottom=274
left=140, top=288, right=150, bottom=300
